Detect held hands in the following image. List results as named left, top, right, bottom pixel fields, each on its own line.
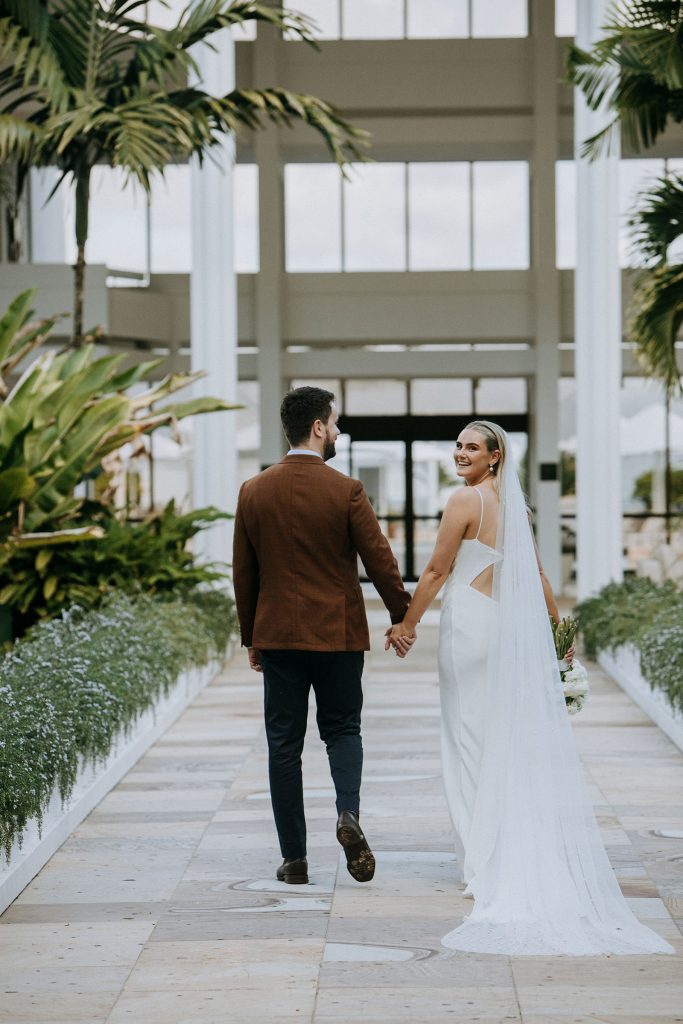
left=384, top=621, right=417, bottom=659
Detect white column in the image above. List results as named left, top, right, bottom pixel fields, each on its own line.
left=190, top=29, right=238, bottom=567
left=530, top=0, right=561, bottom=592
left=575, top=0, right=623, bottom=598
left=254, top=24, right=286, bottom=467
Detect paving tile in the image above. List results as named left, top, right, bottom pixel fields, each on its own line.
left=0, top=606, right=680, bottom=1024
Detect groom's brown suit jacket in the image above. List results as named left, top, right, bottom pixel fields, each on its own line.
left=233, top=454, right=410, bottom=652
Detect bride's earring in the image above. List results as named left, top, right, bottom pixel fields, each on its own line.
left=489, top=464, right=494, bottom=472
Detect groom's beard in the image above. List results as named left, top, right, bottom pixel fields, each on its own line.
left=322, top=438, right=337, bottom=461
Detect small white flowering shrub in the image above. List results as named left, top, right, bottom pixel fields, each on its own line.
left=0, top=589, right=235, bottom=860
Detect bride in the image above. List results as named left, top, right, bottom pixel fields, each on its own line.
left=387, top=420, right=673, bottom=956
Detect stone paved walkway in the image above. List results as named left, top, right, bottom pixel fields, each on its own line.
left=1, top=605, right=682, bottom=1023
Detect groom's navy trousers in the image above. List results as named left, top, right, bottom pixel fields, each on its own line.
left=261, top=649, right=364, bottom=860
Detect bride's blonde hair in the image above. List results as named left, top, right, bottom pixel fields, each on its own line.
left=463, top=420, right=506, bottom=488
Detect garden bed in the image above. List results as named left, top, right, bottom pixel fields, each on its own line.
left=577, top=577, right=683, bottom=754
left=0, top=589, right=235, bottom=914
left=598, top=646, right=683, bottom=754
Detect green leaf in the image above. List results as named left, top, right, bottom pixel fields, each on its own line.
left=0, top=288, right=34, bottom=365
left=0, top=467, right=37, bottom=515
left=153, top=397, right=241, bottom=420
left=34, top=547, right=53, bottom=573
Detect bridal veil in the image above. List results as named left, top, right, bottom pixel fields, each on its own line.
left=442, top=428, right=674, bottom=956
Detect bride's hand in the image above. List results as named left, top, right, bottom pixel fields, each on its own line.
left=384, top=622, right=416, bottom=658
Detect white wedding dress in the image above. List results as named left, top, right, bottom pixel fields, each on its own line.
left=438, top=469, right=674, bottom=957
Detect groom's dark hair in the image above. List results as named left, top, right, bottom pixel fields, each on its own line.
left=280, top=386, right=335, bottom=447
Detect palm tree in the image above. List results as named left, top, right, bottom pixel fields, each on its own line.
left=566, top=0, right=683, bottom=159
left=626, top=171, right=683, bottom=390
left=567, top=0, right=683, bottom=392
left=0, top=0, right=368, bottom=343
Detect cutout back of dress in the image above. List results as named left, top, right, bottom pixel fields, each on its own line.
left=451, top=487, right=502, bottom=597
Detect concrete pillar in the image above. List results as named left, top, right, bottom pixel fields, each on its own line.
left=254, top=23, right=286, bottom=468
left=189, top=28, right=238, bottom=567
left=530, top=0, right=562, bottom=591
left=575, top=0, right=623, bottom=598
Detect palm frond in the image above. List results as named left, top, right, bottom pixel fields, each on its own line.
left=191, top=86, right=370, bottom=166
left=167, top=0, right=318, bottom=50
left=629, top=262, right=683, bottom=391
left=0, top=113, right=43, bottom=161
left=0, top=7, right=69, bottom=108
left=629, top=173, right=683, bottom=264
left=566, top=2, right=683, bottom=158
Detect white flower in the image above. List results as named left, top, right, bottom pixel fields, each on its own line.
left=560, top=657, right=589, bottom=713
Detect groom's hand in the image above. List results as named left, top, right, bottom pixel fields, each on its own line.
left=248, top=647, right=263, bottom=672
left=384, top=624, right=416, bottom=658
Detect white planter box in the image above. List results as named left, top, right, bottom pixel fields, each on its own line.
left=599, top=646, right=683, bottom=754
left=0, top=655, right=226, bottom=915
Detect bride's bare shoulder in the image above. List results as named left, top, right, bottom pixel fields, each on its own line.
left=444, top=487, right=480, bottom=516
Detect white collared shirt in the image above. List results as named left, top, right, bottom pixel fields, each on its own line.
left=287, top=448, right=322, bottom=458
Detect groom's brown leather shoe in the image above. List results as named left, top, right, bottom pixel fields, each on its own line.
left=276, top=857, right=308, bottom=884
left=336, top=810, right=375, bottom=882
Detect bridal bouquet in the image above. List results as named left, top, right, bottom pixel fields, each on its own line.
left=551, top=616, right=589, bottom=715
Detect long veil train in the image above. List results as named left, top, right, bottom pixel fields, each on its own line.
left=442, top=433, right=674, bottom=956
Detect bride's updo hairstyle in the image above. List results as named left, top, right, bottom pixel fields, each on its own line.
left=463, top=420, right=506, bottom=489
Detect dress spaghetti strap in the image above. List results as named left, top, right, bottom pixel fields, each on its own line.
left=473, top=486, right=485, bottom=540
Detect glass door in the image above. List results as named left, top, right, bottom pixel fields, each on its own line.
left=350, top=440, right=407, bottom=576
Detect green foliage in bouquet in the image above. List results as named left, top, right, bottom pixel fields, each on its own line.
left=550, top=615, right=578, bottom=662
left=576, top=577, right=683, bottom=715
left=0, top=501, right=230, bottom=629
left=0, top=588, right=236, bottom=860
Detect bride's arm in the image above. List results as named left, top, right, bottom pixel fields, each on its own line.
left=531, top=531, right=560, bottom=623
left=387, top=489, right=477, bottom=642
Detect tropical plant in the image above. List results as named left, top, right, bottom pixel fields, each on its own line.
left=0, top=0, right=368, bottom=343
left=567, top=1, right=683, bottom=392
left=566, top=1, right=683, bottom=160
left=0, top=288, right=237, bottom=565
left=0, top=500, right=231, bottom=628
left=0, top=587, right=236, bottom=860
left=626, top=172, right=683, bottom=389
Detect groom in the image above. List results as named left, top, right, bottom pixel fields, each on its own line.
left=232, top=386, right=411, bottom=885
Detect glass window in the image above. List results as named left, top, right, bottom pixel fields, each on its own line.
left=619, top=159, right=664, bottom=268
left=343, top=164, right=406, bottom=271
left=285, top=164, right=342, bottom=271
left=475, top=378, right=527, bottom=413
left=472, top=162, right=529, bottom=269
left=556, top=160, right=576, bottom=269
left=471, top=0, right=527, bottom=37
left=555, top=0, right=576, bottom=36
left=80, top=167, right=147, bottom=273
left=344, top=379, right=407, bottom=415
left=234, top=164, right=260, bottom=273
left=150, top=165, right=190, bottom=273
left=231, top=19, right=257, bottom=40
left=342, top=0, right=403, bottom=39
left=410, top=379, right=473, bottom=414
left=408, top=163, right=470, bottom=270
left=29, top=168, right=70, bottom=263
left=407, top=0, right=468, bottom=38
left=148, top=163, right=258, bottom=274
left=287, top=0, right=340, bottom=38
